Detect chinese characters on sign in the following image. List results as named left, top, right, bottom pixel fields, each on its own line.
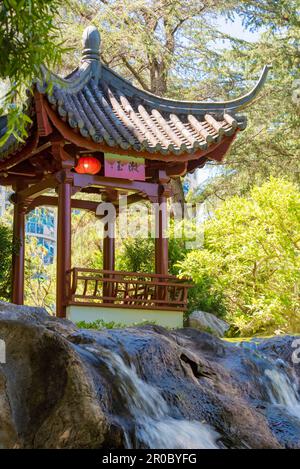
left=104, top=154, right=145, bottom=181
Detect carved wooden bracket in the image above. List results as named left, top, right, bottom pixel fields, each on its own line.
left=166, top=162, right=187, bottom=177
left=34, top=91, right=53, bottom=137
left=159, top=183, right=173, bottom=199
left=51, top=140, right=75, bottom=170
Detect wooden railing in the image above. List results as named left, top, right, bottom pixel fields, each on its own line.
left=66, top=268, right=193, bottom=311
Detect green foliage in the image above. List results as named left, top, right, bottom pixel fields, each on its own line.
left=118, top=237, right=155, bottom=273
left=189, top=1, right=300, bottom=205
left=178, top=178, right=300, bottom=337
left=185, top=280, right=227, bottom=319
left=76, top=319, right=124, bottom=330
left=24, top=237, right=56, bottom=312
left=0, top=0, right=66, bottom=144
left=0, top=223, right=12, bottom=300
left=71, top=210, right=103, bottom=269
left=117, top=219, right=191, bottom=275
left=76, top=319, right=157, bottom=330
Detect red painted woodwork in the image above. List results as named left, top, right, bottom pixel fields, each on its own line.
left=26, top=195, right=101, bottom=214
left=56, top=181, right=72, bottom=317
left=34, top=91, right=53, bottom=136
left=155, top=197, right=169, bottom=277
left=12, top=204, right=26, bottom=305
left=103, top=218, right=115, bottom=299
left=75, top=156, right=101, bottom=175
left=73, top=173, right=160, bottom=201
left=67, top=268, right=192, bottom=311
left=0, top=132, right=38, bottom=172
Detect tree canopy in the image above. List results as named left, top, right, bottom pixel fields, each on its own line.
left=178, top=178, right=300, bottom=336
left=0, top=0, right=65, bottom=145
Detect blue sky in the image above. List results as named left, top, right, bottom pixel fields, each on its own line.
left=216, top=13, right=261, bottom=43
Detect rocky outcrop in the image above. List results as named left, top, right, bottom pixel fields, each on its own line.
left=0, top=301, right=299, bottom=449
left=188, top=310, right=229, bottom=337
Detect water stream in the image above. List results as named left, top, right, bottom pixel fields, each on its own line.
left=86, top=342, right=300, bottom=449
left=264, top=367, right=300, bottom=419
left=239, top=341, right=300, bottom=421
left=87, top=346, right=220, bottom=449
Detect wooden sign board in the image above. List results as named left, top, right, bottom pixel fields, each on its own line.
left=104, top=154, right=145, bottom=181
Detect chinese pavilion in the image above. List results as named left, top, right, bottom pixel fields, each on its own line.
left=0, top=26, right=269, bottom=326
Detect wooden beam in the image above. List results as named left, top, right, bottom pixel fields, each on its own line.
left=27, top=190, right=146, bottom=215
left=27, top=195, right=100, bottom=214
left=13, top=175, right=59, bottom=203
left=73, top=173, right=159, bottom=201
left=0, top=175, right=40, bottom=186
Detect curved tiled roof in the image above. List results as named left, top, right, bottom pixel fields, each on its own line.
left=36, top=26, right=270, bottom=157
left=0, top=25, right=270, bottom=161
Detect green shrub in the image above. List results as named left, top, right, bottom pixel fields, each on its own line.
left=178, top=178, right=300, bottom=337
left=76, top=319, right=157, bottom=330
left=0, top=224, right=12, bottom=301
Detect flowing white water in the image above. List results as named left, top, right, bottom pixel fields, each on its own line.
left=264, top=367, right=300, bottom=419
left=87, top=346, right=220, bottom=449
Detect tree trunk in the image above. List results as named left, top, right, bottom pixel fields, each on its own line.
left=150, top=59, right=168, bottom=96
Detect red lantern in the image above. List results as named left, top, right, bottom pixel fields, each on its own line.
left=75, top=155, right=101, bottom=175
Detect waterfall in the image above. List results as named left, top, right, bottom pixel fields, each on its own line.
left=239, top=341, right=300, bottom=420
left=87, top=346, right=220, bottom=449
left=264, top=367, right=300, bottom=419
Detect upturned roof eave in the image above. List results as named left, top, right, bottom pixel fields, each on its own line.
left=102, top=64, right=271, bottom=114
left=37, top=61, right=271, bottom=115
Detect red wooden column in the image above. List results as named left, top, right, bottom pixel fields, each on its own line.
left=12, top=202, right=26, bottom=304
left=103, top=221, right=115, bottom=271
left=103, top=218, right=115, bottom=299
left=155, top=194, right=169, bottom=277
left=56, top=180, right=72, bottom=318
left=154, top=177, right=172, bottom=303
left=155, top=174, right=171, bottom=277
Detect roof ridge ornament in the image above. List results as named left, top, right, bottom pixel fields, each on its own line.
left=81, top=25, right=101, bottom=81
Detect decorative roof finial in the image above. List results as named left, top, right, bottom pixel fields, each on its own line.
left=81, top=25, right=101, bottom=62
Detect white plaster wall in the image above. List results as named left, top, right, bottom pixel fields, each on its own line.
left=66, top=306, right=183, bottom=328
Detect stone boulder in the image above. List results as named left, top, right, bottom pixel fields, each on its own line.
left=0, top=301, right=300, bottom=449
left=188, top=310, right=229, bottom=337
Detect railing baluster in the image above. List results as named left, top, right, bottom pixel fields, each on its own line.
left=83, top=278, right=88, bottom=296
left=93, top=280, right=99, bottom=297
left=68, top=268, right=192, bottom=310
